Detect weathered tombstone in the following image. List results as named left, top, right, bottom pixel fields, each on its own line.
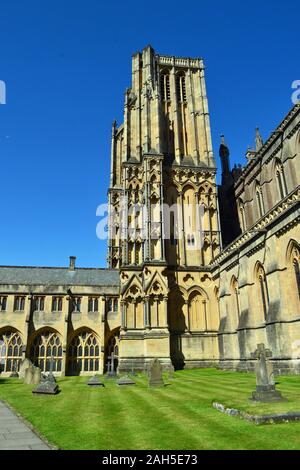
left=47, top=357, right=57, bottom=383
left=87, top=375, right=105, bottom=387
left=19, top=358, right=33, bottom=379
left=10, top=362, right=19, bottom=378
left=168, top=364, right=175, bottom=380
left=148, top=359, right=164, bottom=388
left=105, top=352, right=117, bottom=379
left=32, top=357, right=60, bottom=395
left=117, top=374, right=135, bottom=386
left=24, top=365, right=41, bottom=385
left=129, top=361, right=137, bottom=376
left=251, top=343, right=285, bottom=402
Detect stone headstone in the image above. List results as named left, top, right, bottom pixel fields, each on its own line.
left=251, top=343, right=285, bottom=402
left=168, top=364, right=175, bottom=380
left=19, top=358, right=33, bottom=379
left=24, top=365, right=41, bottom=385
left=148, top=359, right=164, bottom=388
left=117, top=375, right=135, bottom=386
left=105, top=352, right=118, bottom=379
left=10, top=362, right=19, bottom=378
left=87, top=375, right=105, bottom=387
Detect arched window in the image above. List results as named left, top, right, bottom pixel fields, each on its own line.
left=231, top=277, right=240, bottom=326
left=239, top=199, right=246, bottom=232
left=30, top=330, right=62, bottom=372
left=176, top=73, right=187, bottom=102
left=275, top=161, right=287, bottom=200
left=0, top=330, right=23, bottom=373
left=160, top=71, right=170, bottom=101
left=189, top=291, right=207, bottom=331
left=105, top=331, right=120, bottom=373
left=290, top=245, right=300, bottom=300
left=256, top=265, right=269, bottom=321
left=256, top=185, right=265, bottom=218
left=68, top=330, right=100, bottom=375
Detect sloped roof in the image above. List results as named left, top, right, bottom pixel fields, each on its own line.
left=0, top=266, right=120, bottom=287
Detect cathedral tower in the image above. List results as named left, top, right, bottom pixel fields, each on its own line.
left=108, top=46, right=221, bottom=371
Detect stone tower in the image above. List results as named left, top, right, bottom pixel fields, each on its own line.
left=108, top=46, right=221, bottom=371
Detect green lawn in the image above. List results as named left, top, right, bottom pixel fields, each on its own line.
left=1, top=369, right=300, bottom=450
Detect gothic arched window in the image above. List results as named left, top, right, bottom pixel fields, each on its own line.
left=189, top=291, right=207, bottom=331
left=239, top=199, right=246, bottom=232
left=176, top=73, right=187, bottom=102
left=256, top=265, right=269, bottom=321
left=68, top=330, right=100, bottom=375
left=275, top=161, right=287, bottom=200
left=0, top=330, right=23, bottom=373
left=231, top=277, right=240, bottom=327
left=290, top=245, right=300, bottom=300
left=160, top=71, right=171, bottom=101
left=30, top=330, right=62, bottom=372
left=256, top=185, right=265, bottom=219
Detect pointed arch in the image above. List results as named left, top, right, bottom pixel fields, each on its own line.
left=160, top=69, right=171, bottom=101
left=0, top=327, right=23, bottom=373
left=67, top=327, right=100, bottom=375
left=274, top=158, right=288, bottom=200
left=188, top=289, right=208, bottom=331
left=29, top=327, right=63, bottom=373
left=254, top=181, right=265, bottom=219
left=253, top=262, right=269, bottom=322
left=230, top=275, right=240, bottom=328
left=286, top=239, right=300, bottom=311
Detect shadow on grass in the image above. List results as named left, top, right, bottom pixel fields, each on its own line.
left=0, top=378, right=18, bottom=384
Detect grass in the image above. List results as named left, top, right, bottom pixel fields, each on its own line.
left=1, top=368, right=300, bottom=450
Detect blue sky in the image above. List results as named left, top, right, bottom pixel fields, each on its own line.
left=0, top=0, right=299, bottom=268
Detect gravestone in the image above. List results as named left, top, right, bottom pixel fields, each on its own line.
left=9, top=362, right=19, bottom=378
left=32, top=357, right=60, bottom=395
left=168, top=364, right=175, bottom=380
left=129, top=361, right=137, bottom=376
left=117, top=375, right=135, bottom=386
left=251, top=343, right=285, bottom=402
left=148, top=359, right=164, bottom=388
left=87, top=375, right=105, bottom=387
left=105, top=352, right=117, bottom=379
left=19, top=358, right=34, bottom=379
left=32, top=378, right=59, bottom=395
left=24, top=365, right=41, bottom=385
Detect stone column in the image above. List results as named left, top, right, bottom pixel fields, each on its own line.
left=144, top=296, right=150, bottom=329
left=155, top=296, right=159, bottom=327
left=203, top=300, right=208, bottom=331
left=159, top=161, right=166, bottom=262
left=99, top=296, right=106, bottom=375
left=23, top=293, right=33, bottom=360
left=185, top=300, right=190, bottom=332
left=187, top=67, right=199, bottom=163
left=61, top=294, right=71, bottom=376
left=132, top=299, right=137, bottom=329
left=121, top=300, right=127, bottom=331
left=179, top=192, right=187, bottom=266
left=170, top=64, right=181, bottom=163
left=163, top=296, right=169, bottom=328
